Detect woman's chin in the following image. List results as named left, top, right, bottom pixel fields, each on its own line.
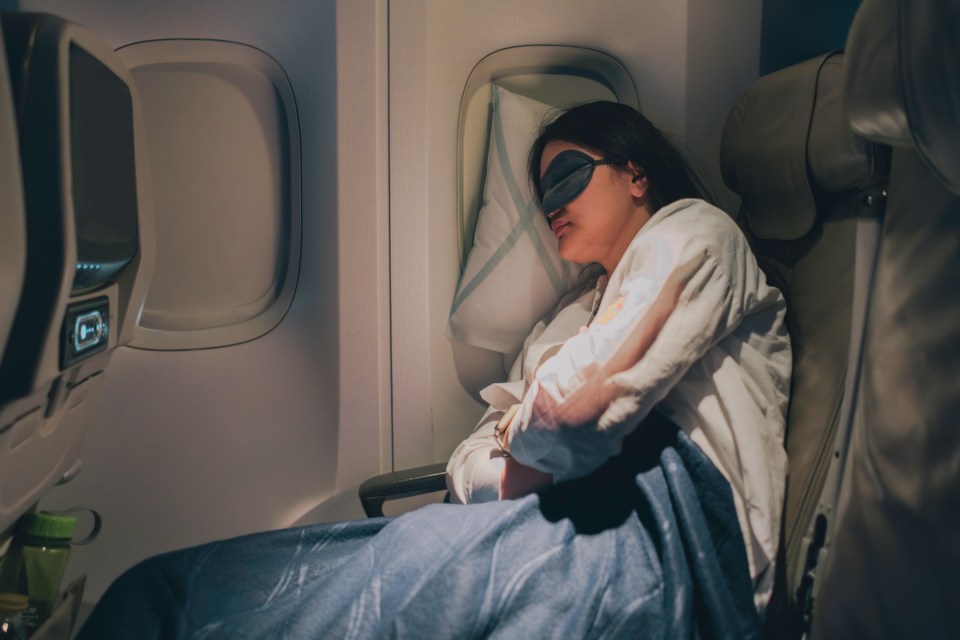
left=558, top=242, right=586, bottom=265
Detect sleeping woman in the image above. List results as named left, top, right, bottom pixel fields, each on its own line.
left=78, top=102, right=790, bottom=639
left=447, top=100, right=790, bottom=611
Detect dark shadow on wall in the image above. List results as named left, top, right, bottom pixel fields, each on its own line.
left=760, top=0, right=861, bottom=74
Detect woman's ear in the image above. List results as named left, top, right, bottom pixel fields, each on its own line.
left=627, top=162, right=649, bottom=198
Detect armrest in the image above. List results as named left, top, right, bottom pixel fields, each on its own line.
left=358, top=462, right=449, bottom=517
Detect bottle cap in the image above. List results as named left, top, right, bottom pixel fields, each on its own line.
left=16, top=512, right=77, bottom=541
left=0, top=592, right=28, bottom=614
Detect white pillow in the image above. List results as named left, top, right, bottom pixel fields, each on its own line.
left=447, top=84, right=584, bottom=353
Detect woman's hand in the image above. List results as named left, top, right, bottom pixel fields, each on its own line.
left=499, top=458, right=553, bottom=500
left=494, top=403, right=552, bottom=498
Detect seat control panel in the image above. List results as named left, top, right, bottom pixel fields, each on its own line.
left=61, top=297, right=110, bottom=368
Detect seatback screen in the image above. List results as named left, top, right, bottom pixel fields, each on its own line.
left=69, top=44, right=139, bottom=289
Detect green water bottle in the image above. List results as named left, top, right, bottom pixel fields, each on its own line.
left=0, top=512, right=76, bottom=635
left=0, top=593, right=28, bottom=640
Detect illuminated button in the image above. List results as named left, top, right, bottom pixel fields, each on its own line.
left=74, top=311, right=104, bottom=351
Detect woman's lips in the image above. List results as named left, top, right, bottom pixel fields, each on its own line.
left=551, top=219, right=570, bottom=238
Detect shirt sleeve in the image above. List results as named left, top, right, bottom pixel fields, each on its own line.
left=505, top=224, right=758, bottom=481
left=445, top=405, right=508, bottom=504
left=445, top=355, right=529, bottom=504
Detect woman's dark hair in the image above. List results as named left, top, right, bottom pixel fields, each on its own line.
left=528, top=101, right=714, bottom=212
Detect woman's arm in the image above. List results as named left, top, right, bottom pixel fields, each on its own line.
left=500, top=457, right=553, bottom=499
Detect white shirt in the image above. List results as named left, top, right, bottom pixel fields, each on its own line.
left=446, top=198, right=791, bottom=611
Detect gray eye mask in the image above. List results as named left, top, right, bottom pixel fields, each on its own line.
left=539, top=150, right=623, bottom=215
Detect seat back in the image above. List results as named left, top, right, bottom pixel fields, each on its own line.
left=0, top=12, right=154, bottom=536
left=811, top=1, right=960, bottom=637
left=720, top=51, right=889, bottom=634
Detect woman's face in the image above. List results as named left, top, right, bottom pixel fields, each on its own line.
left=539, top=140, right=653, bottom=274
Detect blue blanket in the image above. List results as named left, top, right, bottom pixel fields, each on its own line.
left=78, top=419, right=760, bottom=639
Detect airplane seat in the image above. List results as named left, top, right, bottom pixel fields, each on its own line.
left=0, top=10, right=154, bottom=550
left=718, top=50, right=889, bottom=638
left=810, top=0, right=960, bottom=637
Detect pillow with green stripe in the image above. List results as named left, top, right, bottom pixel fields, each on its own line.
left=447, top=84, right=585, bottom=353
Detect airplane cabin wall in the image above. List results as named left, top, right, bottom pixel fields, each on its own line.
left=6, top=0, right=766, bottom=605
left=16, top=0, right=389, bottom=603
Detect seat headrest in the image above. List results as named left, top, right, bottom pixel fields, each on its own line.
left=845, top=0, right=960, bottom=195
left=721, top=52, right=885, bottom=241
